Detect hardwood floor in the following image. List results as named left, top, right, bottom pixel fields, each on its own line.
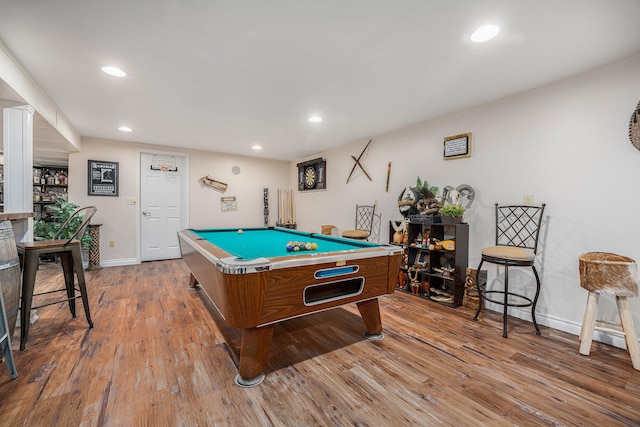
left=0, top=259, right=638, bottom=426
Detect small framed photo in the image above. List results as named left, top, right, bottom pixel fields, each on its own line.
left=221, top=196, right=238, bottom=212
left=88, top=160, right=119, bottom=196
left=443, top=133, right=472, bottom=160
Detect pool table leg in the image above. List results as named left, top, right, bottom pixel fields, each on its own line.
left=188, top=273, right=199, bottom=290
left=357, top=298, right=385, bottom=340
left=235, top=325, right=275, bottom=387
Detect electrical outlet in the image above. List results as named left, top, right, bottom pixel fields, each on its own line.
left=109, top=240, right=115, bottom=247
left=125, top=197, right=137, bottom=205
left=523, top=195, right=534, bottom=205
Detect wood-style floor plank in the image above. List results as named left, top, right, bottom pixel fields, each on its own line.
left=0, top=259, right=638, bottom=426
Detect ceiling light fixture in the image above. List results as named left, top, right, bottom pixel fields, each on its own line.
left=101, top=66, right=127, bottom=77
left=309, top=116, right=322, bottom=123
left=252, top=144, right=262, bottom=150
left=471, top=25, right=500, bottom=43
left=118, top=126, right=133, bottom=132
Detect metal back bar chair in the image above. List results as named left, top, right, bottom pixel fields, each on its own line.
left=17, top=206, right=97, bottom=350
left=473, top=203, right=546, bottom=337
left=342, top=205, right=376, bottom=241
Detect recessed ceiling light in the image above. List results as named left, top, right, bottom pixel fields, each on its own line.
left=118, top=126, right=132, bottom=132
left=309, top=116, right=322, bottom=123
left=102, top=66, right=127, bottom=77
left=252, top=144, right=262, bottom=150
left=471, top=25, right=500, bottom=43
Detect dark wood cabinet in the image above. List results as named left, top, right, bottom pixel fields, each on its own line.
left=391, top=220, right=469, bottom=307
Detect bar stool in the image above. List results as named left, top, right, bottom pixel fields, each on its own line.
left=321, top=225, right=337, bottom=236
left=473, top=204, right=546, bottom=338
left=342, top=205, right=375, bottom=241
left=578, top=252, right=640, bottom=370
left=17, top=206, right=96, bottom=350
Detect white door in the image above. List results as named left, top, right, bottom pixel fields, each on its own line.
left=140, top=153, right=185, bottom=261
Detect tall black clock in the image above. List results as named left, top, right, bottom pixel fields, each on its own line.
left=297, top=158, right=326, bottom=191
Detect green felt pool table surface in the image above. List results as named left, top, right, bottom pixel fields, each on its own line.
left=190, top=227, right=378, bottom=260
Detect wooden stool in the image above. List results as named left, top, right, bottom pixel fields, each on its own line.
left=321, top=225, right=337, bottom=236
left=578, top=252, right=640, bottom=370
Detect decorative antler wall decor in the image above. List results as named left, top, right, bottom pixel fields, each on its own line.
left=442, top=184, right=475, bottom=209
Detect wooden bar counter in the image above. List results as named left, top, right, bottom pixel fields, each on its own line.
left=0, top=212, right=34, bottom=221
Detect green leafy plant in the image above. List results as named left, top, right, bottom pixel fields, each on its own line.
left=34, top=199, right=93, bottom=249
left=415, top=177, right=439, bottom=200
left=439, top=204, right=466, bottom=217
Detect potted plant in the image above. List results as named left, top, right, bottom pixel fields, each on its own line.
left=34, top=199, right=93, bottom=265
left=439, top=204, right=466, bottom=224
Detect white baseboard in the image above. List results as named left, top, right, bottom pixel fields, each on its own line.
left=485, top=302, right=633, bottom=350
left=98, top=258, right=139, bottom=267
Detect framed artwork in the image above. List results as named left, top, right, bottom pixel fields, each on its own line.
left=88, top=160, right=119, bottom=196
left=297, top=157, right=326, bottom=191
left=221, top=196, right=238, bottom=212
left=444, top=133, right=472, bottom=160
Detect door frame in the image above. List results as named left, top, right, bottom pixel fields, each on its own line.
left=136, top=148, right=190, bottom=263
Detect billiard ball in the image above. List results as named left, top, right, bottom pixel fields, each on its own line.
left=311, top=242, right=318, bottom=250
left=238, top=229, right=243, bottom=234
left=305, top=243, right=312, bottom=250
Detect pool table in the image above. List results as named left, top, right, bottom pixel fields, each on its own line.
left=178, top=227, right=403, bottom=387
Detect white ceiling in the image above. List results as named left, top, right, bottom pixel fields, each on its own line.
left=0, top=84, right=72, bottom=167
left=1, top=0, right=640, bottom=162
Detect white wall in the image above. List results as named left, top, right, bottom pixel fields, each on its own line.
left=292, top=53, right=640, bottom=348
left=69, top=138, right=289, bottom=265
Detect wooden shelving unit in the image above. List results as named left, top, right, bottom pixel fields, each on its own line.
left=33, top=166, right=68, bottom=220
left=391, top=220, right=469, bottom=307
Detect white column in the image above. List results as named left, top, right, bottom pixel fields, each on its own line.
left=3, top=104, right=34, bottom=241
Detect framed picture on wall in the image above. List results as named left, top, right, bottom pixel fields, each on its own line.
left=88, top=160, right=119, bottom=196
left=443, top=133, right=472, bottom=160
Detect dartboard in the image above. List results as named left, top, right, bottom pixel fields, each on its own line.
left=630, top=100, right=640, bottom=151
left=304, top=166, right=316, bottom=188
